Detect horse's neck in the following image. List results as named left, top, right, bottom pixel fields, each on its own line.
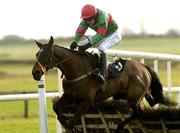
left=53, top=46, right=92, bottom=80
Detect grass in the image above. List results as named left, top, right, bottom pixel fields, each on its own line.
left=0, top=43, right=38, bottom=60
left=114, top=37, right=180, bottom=54
left=0, top=100, right=56, bottom=133
left=0, top=117, right=56, bottom=133
left=0, top=37, right=180, bottom=132
left=0, top=37, right=180, bottom=61
left=0, top=100, right=54, bottom=118
left=0, top=64, right=61, bottom=93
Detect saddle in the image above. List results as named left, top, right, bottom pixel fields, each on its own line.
left=79, top=51, right=126, bottom=80
left=88, top=52, right=126, bottom=80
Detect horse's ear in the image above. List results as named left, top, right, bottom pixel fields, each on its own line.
left=35, top=40, right=43, bottom=48
left=48, top=36, right=54, bottom=46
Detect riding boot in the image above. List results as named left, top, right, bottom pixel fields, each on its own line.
left=96, top=52, right=106, bottom=84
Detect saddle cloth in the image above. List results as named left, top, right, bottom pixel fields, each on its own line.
left=108, top=58, right=126, bottom=79
left=86, top=52, right=126, bottom=80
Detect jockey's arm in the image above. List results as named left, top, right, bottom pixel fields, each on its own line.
left=90, top=30, right=105, bottom=45
left=90, top=16, right=108, bottom=45
left=74, top=20, right=88, bottom=43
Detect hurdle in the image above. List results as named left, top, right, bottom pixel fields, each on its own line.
left=35, top=49, right=180, bottom=133
left=37, top=70, right=64, bottom=133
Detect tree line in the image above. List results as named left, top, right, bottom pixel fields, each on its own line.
left=0, top=29, right=179, bottom=45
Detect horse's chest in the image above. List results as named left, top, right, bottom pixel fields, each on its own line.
left=63, top=83, right=87, bottom=100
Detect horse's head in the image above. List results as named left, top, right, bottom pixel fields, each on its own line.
left=32, top=36, right=54, bottom=80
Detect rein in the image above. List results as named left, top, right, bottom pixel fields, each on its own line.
left=36, top=46, right=97, bottom=83
left=36, top=50, right=47, bottom=73
left=52, top=47, right=98, bottom=83
left=64, top=68, right=98, bottom=83
left=36, top=59, right=47, bottom=73
left=53, top=55, right=73, bottom=67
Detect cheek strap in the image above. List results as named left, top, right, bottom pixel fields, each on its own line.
left=36, top=59, right=46, bottom=73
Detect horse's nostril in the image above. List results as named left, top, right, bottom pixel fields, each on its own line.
left=35, top=71, right=40, bottom=75
left=32, top=71, right=41, bottom=80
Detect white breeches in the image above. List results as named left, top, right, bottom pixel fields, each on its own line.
left=78, top=31, right=122, bottom=53
left=97, top=31, right=121, bottom=53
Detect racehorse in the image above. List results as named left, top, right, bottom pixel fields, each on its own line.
left=32, top=36, right=176, bottom=132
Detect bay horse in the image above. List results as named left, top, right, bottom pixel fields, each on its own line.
left=32, top=36, right=176, bottom=132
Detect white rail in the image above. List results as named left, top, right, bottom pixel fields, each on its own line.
left=106, top=49, right=180, bottom=61
left=87, top=48, right=180, bottom=61
left=0, top=87, right=179, bottom=102
left=0, top=92, right=60, bottom=101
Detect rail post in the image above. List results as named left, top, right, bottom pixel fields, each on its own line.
left=38, top=75, right=48, bottom=133
left=56, top=69, right=63, bottom=133
left=23, top=91, right=29, bottom=118
left=166, top=60, right=172, bottom=97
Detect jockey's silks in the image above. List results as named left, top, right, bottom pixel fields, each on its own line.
left=74, top=9, right=118, bottom=46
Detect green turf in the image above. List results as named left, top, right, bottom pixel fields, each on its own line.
left=0, top=117, right=56, bottom=133
left=114, top=37, right=180, bottom=54
left=0, top=37, right=180, bottom=60
left=0, top=64, right=61, bottom=93
left=0, top=100, right=56, bottom=133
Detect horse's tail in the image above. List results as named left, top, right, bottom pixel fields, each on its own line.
left=144, top=65, right=163, bottom=104
left=145, top=65, right=177, bottom=106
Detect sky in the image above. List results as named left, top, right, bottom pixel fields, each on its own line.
left=0, top=0, right=180, bottom=39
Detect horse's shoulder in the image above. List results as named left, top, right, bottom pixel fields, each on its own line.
left=84, top=52, right=99, bottom=60
left=66, top=48, right=99, bottom=67
left=82, top=52, right=99, bottom=67
left=69, top=50, right=99, bottom=64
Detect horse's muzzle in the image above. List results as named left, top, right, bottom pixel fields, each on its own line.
left=32, top=71, right=42, bottom=81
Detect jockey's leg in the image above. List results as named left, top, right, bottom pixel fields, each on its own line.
left=96, top=31, right=121, bottom=83
left=97, top=52, right=106, bottom=83
left=90, top=51, right=107, bottom=84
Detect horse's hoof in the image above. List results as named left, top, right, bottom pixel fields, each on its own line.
left=115, top=120, right=124, bottom=133
left=65, top=119, right=75, bottom=128
left=115, top=129, right=126, bottom=133
left=64, top=128, right=74, bottom=133
left=60, top=120, right=67, bottom=127
left=116, top=120, right=123, bottom=126
left=57, top=116, right=67, bottom=127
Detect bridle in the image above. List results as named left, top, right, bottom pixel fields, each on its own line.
left=36, top=49, right=48, bottom=74
left=36, top=46, right=73, bottom=74
left=36, top=35, right=93, bottom=74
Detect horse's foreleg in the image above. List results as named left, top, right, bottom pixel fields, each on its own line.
left=115, top=105, right=143, bottom=133
left=53, top=93, right=73, bottom=126
left=66, top=100, right=90, bottom=128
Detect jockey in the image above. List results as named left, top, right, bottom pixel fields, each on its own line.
left=70, top=4, right=121, bottom=84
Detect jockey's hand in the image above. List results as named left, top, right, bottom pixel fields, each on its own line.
left=70, top=41, right=78, bottom=50
left=78, top=42, right=92, bottom=52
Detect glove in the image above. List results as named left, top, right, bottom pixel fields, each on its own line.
left=79, top=42, right=92, bottom=52
left=70, top=41, right=78, bottom=50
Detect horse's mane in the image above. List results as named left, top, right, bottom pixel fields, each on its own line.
left=53, top=45, right=99, bottom=67
left=54, top=45, right=96, bottom=57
